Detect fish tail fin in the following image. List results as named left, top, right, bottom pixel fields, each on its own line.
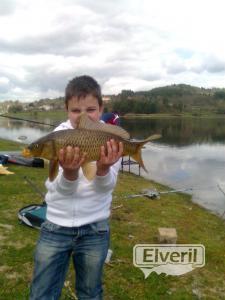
left=130, top=149, right=148, bottom=172
left=142, top=134, right=161, bottom=143
left=130, top=134, right=161, bottom=173
left=49, top=159, right=59, bottom=181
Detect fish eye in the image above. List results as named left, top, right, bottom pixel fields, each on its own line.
left=29, top=143, right=39, bottom=150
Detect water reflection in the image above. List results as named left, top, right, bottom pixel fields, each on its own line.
left=140, top=144, right=225, bottom=217
left=0, top=118, right=52, bottom=144
left=121, top=117, right=225, bottom=146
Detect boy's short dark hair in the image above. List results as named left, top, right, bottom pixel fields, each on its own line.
left=65, top=75, right=103, bottom=108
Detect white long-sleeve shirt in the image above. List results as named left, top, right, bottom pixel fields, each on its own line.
left=45, top=120, right=121, bottom=227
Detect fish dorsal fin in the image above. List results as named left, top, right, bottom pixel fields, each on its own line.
left=76, top=113, right=130, bottom=139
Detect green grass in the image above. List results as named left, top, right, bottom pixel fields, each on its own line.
left=0, top=138, right=25, bottom=151
left=4, top=110, right=67, bottom=125
left=0, top=139, right=225, bottom=299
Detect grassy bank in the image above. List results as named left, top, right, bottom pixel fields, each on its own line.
left=0, top=138, right=25, bottom=151
left=2, top=110, right=66, bottom=124
left=0, top=139, right=225, bottom=299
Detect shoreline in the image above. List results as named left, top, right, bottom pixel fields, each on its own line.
left=121, top=112, right=225, bottom=119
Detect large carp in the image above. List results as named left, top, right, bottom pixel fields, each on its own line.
left=22, top=113, right=160, bottom=181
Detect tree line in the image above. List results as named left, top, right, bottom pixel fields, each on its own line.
left=105, top=84, right=225, bottom=115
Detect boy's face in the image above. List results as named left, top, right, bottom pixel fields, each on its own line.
left=67, top=94, right=103, bottom=128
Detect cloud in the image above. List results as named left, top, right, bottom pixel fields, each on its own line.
left=0, top=0, right=17, bottom=16
left=163, top=54, right=187, bottom=75
left=204, top=55, right=225, bottom=73
left=0, top=77, right=10, bottom=93
left=0, top=27, right=85, bottom=56
left=0, top=0, right=225, bottom=101
left=188, top=54, right=225, bottom=74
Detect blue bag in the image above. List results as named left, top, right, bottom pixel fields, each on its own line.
left=18, top=203, right=47, bottom=229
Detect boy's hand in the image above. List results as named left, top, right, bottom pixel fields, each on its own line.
left=59, top=146, right=86, bottom=181
left=96, top=139, right=123, bottom=176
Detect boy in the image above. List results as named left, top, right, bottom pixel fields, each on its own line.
left=30, top=75, right=123, bottom=300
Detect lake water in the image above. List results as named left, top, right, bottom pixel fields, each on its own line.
left=1, top=115, right=225, bottom=218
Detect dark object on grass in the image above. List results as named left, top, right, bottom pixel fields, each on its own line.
left=0, top=154, right=44, bottom=168
left=18, top=204, right=47, bottom=229
left=18, top=176, right=46, bottom=229
left=0, top=154, right=9, bottom=165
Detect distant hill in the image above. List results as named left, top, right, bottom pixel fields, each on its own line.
left=110, top=84, right=225, bottom=115
left=145, top=84, right=211, bottom=96
left=132, top=84, right=217, bottom=98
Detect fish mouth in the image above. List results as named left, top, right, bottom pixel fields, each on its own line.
left=22, top=148, right=32, bottom=157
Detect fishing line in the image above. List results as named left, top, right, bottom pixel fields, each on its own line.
left=0, top=114, right=56, bottom=127
left=23, top=176, right=46, bottom=200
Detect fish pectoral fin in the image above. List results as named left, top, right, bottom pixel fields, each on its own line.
left=76, top=112, right=130, bottom=139
left=81, top=162, right=97, bottom=181
left=49, top=159, right=59, bottom=181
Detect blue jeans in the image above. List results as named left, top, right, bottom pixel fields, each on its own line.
left=30, top=219, right=110, bottom=300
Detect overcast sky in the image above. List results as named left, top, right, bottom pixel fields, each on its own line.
left=0, top=0, right=225, bottom=102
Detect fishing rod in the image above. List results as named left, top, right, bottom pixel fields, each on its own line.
left=217, top=184, right=225, bottom=218
left=23, top=175, right=46, bottom=200
left=118, top=187, right=193, bottom=200
left=0, top=113, right=56, bottom=127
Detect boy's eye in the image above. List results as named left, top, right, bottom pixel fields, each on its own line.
left=70, top=108, right=96, bottom=114
left=87, top=108, right=96, bottom=112
left=72, top=109, right=81, bottom=113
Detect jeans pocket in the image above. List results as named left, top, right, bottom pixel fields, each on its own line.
left=41, top=220, right=61, bottom=232
left=90, top=219, right=110, bottom=235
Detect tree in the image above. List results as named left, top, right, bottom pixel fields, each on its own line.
left=8, top=104, right=23, bottom=113
left=214, top=90, right=225, bottom=100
